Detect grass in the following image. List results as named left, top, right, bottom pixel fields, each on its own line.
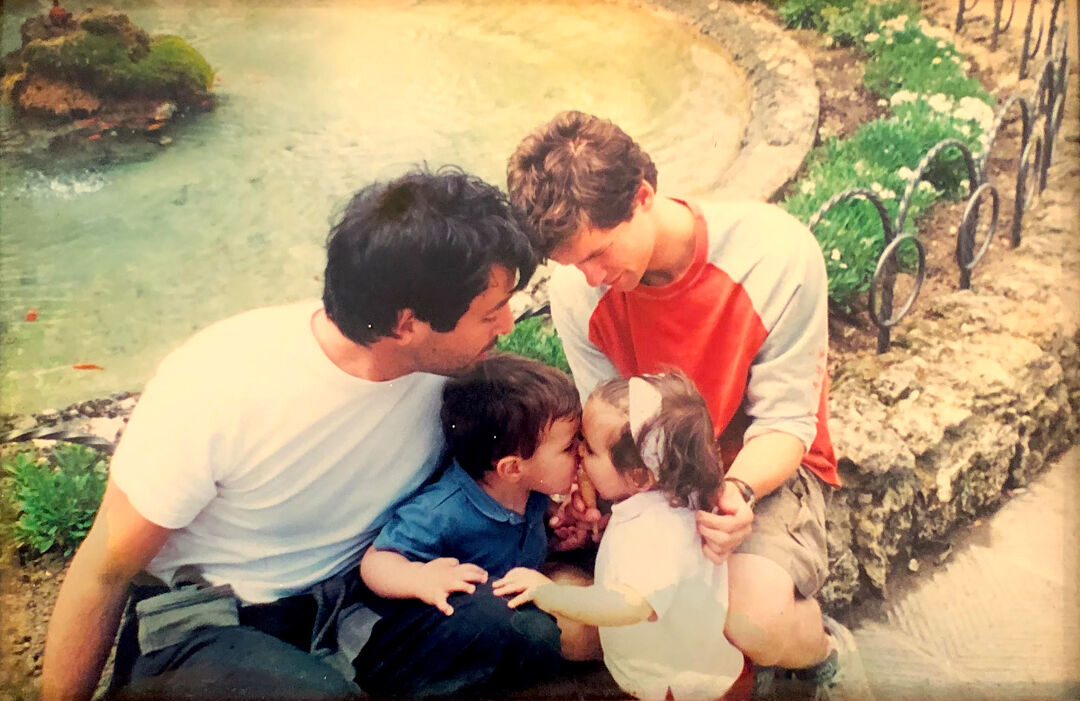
left=496, top=316, right=571, bottom=374
left=777, top=0, right=995, bottom=311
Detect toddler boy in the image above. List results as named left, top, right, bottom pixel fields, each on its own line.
left=360, top=353, right=581, bottom=614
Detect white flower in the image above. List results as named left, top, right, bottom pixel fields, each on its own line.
left=878, top=98, right=888, bottom=106
left=918, top=180, right=936, bottom=193
left=839, top=262, right=849, bottom=269
left=830, top=248, right=842, bottom=261
left=896, top=14, right=909, bottom=24
left=801, top=180, right=816, bottom=195
left=855, top=161, right=867, bottom=174
left=870, top=181, right=883, bottom=192
left=890, top=90, right=918, bottom=106
left=949, top=225, right=958, bottom=234
left=927, top=93, right=953, bottom=113
left=957, top=96, right=995, bottom=128
left=886, top=37, right=894, bottom=44
left=898, top=166, right=915, bottom=179
left=962, top=61, right=972, bottom=71
left=881, top=188, right=897, bottom=199
left=959, top=179, right=969, bottom=190
left=932, top=56, right=943, bottom=65
left=824, top=36, right=835, bottom=47
left=865, top=32, right=880, bottom=42
left=914, top=37, right=921, bottom=44
left=937, top=40, right=947, bottom=48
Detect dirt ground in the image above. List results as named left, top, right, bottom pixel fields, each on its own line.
left=0, top=3, right=1070, bottom=698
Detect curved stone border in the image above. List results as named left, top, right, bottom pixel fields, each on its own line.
left=510, top=0, right=821, bottom=316
left=644, top=0, right=820, bottom=201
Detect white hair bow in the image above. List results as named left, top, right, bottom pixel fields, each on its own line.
left=628, top=377, right=664, bottom=477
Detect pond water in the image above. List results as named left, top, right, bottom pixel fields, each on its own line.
left=0, top=0, right=750, bottom=415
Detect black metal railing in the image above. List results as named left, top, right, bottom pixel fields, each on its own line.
left=806, top=16, right=1069, bottom=352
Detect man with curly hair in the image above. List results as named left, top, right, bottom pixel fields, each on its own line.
left=508, top=111, right=845, bottom=698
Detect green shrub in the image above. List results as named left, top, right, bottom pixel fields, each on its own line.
left=3, top=444, right=108, bottom=557
left=497, top=316, right=571, bottom=374
left=862, top=17, right=989, bottom=100
left=779, top=0, right=917, bottom=41
left=784, top=94, right=991, bottom=309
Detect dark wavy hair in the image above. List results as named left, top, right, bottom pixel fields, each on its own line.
left=506, top=110, right=658, bottom=258
left=441, top=353, right=581, bottom=480
left=590, top=371, right=723, bottom=511
left=323, top=166, right=537, bottom=345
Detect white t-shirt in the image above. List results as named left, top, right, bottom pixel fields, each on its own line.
left=596, top=491, right=745, bottom=700
left=110, top=301, right=447, bottom=603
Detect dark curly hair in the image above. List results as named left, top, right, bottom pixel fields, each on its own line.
left=506, top=110, right=658, bottom=259
left=323, top=165, right=537, bottom=346
left=591, top=371, right=723, bottom=511
left=441, top=353, right=581, bottom=479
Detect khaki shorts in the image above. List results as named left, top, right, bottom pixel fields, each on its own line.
left=734, top=466, right=831, bottom=599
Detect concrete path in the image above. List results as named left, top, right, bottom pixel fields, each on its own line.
left=839, top=447, right=1080, bottom=699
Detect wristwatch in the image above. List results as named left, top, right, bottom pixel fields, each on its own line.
left=724, top=476, right=756, bottom=511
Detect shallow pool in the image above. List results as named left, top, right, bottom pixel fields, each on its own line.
left=0, top=0, right=749, bottom=414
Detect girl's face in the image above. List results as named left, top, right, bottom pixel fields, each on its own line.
left=579, top=397, right=640, bottom=501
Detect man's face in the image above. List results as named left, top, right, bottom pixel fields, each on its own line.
left=411, top=265, right=516, bottom=375
left=549, top=191, right=655, bottom=292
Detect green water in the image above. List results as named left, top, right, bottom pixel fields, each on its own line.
left=0, top=0, right=750, bottom=414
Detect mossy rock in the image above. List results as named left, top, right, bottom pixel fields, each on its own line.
left=18, top=31, right=212, bottom=103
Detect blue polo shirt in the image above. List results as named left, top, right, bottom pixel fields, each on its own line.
left=372, top=460, right=550, bottom=579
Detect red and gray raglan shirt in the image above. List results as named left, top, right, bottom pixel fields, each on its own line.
left=549, top=200, right=840, bottom=488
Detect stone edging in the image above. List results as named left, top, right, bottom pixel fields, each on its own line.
left=644, top=0, right=820, bottom=201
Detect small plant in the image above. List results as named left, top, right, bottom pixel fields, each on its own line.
left=497, top=316, right=571, bottom=375
left=3, top=443, right=108, bottom=557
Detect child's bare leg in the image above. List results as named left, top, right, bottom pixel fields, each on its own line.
left=543, top=562, right=602, bottom=661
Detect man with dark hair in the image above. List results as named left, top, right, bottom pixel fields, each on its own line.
left=507, top=111, right=846, bottom=698
left=41, top=167, right=550, bottom=700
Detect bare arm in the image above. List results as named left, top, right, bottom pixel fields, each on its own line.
left=493, top=568, right=654, bottom=627
left=696, top=431, right=806, bottom=564
left=359, top=548, right=487, bottom=616
left=42, top=480, right=173, bottom=701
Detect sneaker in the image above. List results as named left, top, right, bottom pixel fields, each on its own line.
left=820, top=614, right=872, bottom=700
left=751, top=615, right=871, bottom=701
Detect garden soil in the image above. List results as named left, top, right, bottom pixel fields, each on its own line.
left=2, top=2, right=1077, bottom=698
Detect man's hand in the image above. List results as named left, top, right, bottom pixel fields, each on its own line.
left=548, top=482, right=607, bottom=551
left=492, top=567, right=554, bottom=609
left=415, top=558, right=488, bottom=616
left=695, top=480, right=754, bottom=564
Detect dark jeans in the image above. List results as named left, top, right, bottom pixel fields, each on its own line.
left=355, top=582, right=564, bottom=697
left=108, top=575, right=562, bottom=699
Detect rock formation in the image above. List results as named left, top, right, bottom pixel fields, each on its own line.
left=1, top=7, right=214, bottom=140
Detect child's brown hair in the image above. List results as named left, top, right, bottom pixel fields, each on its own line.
left=590, top=371, right=723, bottom=511
left=442, top=353, right=581, bottom=480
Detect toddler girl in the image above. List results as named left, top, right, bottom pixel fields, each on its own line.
left=494, top=372, right=747, bottom=700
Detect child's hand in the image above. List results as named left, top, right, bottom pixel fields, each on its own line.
left=492, top=567, right=553, bottom=609
left=548, top=481, right=606, bottom=551
left=417, top=557, right=488, bottom=616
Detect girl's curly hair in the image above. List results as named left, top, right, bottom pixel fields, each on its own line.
left=590, top=371, right=724, bottom=511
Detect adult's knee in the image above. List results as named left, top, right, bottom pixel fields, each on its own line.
left=724, top=608, right=788, bottom=667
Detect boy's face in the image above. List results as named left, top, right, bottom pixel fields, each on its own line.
left=409, top=265, right=516, bottom=375
left=517, top=416, right=580, bottom=496
left=579, top=397, right=638, bottom=501
left=549, top=183, right=655, bottom=292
